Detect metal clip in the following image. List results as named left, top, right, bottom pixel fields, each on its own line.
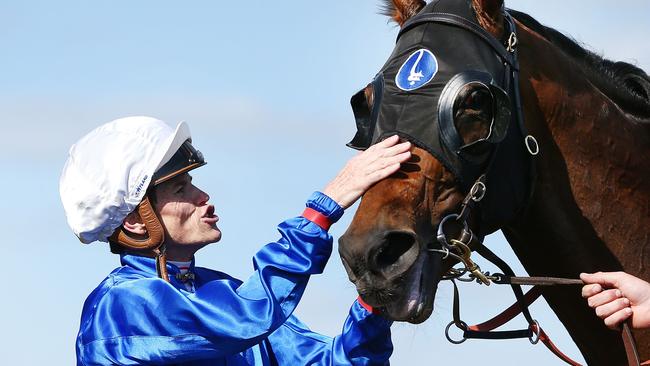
left=506, top=32, right=518, bottom=52
left=435, top=214, right=494, bottom=285
left=468, top=263, right=491, bottom=286
left=449, top=239, right=491, bottom=286
left=175, top=272, right=196, bottom=283
left=487, top=272, right=506, bottom=284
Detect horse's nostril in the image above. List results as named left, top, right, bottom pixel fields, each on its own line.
left=375, top=232, right=416, bottom=270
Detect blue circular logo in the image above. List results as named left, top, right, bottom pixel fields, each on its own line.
left=395, top=49, right=438, bottom=91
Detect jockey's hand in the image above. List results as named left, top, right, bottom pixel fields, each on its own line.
left=581, top=271, right=650, bottom=330
left=323, top=135, right=411, bottom=209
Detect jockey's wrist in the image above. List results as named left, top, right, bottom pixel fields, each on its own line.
left=304, top=191, right=344, bottom=225
left=302, top=207, right=333, bottom=231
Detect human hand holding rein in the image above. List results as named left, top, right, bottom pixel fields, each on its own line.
left=581, top=271, right=650, bottom=330
left=324, top=135, right=411, bottom=209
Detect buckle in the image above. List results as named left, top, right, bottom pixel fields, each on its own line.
left=506, top=32, right=518, bottom=52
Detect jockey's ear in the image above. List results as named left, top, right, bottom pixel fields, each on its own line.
left=472, top=0, right=505, bottom=35
left=122, top=211, right=148, bottom=235
left=382, top=0, right=426, bottom=27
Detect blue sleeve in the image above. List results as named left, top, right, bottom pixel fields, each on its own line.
left=267, top=300, right=393, bottom=365
left=77, top=192, right=344, bottom=365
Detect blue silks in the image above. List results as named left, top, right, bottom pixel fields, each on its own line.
left=76, top=192, right=393, bottom=365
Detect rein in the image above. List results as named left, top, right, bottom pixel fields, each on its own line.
left=432, top=210, right=645, bottom=366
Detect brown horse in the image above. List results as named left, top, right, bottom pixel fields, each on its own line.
left=338, top=0, right=650, bottom=364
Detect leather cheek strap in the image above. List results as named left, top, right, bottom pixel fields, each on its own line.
left=110, top=195, right=165, bottom=250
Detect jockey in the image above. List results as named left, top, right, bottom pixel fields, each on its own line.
left=60, top=116, right=411, bottom=365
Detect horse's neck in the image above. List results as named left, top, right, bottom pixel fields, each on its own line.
left=501, top=101, right=650, bottom=362
left=500, top=77, right=650, bottom=363
left=540, top=100, right=646, bottom=269
left=510, top=29, right=650, bottom=280
left=495, top=20, right=650, bottom=365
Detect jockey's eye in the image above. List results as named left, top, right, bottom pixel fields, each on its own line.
left=452, top=83, right=495, bottom=146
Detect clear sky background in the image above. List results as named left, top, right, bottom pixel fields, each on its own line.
left=1, top=1, right=648, bottom=365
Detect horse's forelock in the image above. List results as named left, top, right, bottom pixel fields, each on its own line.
left=380, top=0, right=426, bottom=26
left=472, top=0, right=504, bottom=18
left=471, top=0, right=505, bottom=36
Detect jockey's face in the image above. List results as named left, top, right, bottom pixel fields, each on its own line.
left=153, top=173, right=221, bottom=260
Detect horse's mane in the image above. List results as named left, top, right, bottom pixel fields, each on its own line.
left=509, top=9, right=650, bottom=120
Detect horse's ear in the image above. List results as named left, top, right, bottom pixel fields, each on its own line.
left=381, top=0, right=426, bottom=27
left=472, top=0, right=504, bottom=33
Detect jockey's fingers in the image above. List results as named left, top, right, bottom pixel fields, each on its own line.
left=586, top=288, right=620, bottom=308
left=361, top=141, right=409, bottom=165
left=594, top=297, right=630, bottom=319
left=385, top=151, right=411, bottom=165
left=379, top=141, right=411, bottom=157
left=582, top=283, right=603, bottom=298
left=368, top=135, right=400, bottom=151
left=365, top=151, right=410, bottom=173
left=370, top=162, right=402, bottom=182
left=580, top=272, right=624, bottom=289
left=603, top=307, right=633, bottom=330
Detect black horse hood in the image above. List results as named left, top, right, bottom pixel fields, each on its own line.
left=348, top=0, right=534, bottom=234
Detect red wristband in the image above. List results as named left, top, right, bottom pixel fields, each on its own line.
left=302, top=207, right=332, bottom=231
left=357, top=296, right=381, bottom=314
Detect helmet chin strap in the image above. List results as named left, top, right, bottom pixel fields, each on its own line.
left=109, top=194, right=170, bottom=282
left=153, top=244, right=169, bottom=282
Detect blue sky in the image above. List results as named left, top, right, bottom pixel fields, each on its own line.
left=2, top=1, right=649, bottom=364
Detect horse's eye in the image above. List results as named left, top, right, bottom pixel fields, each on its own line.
left=461, top=89, right=490, bottom=111
left=454, top=84, right=493, bottom=116
left=349, top=80, right=380, bottom=150
left=365, top=83, right=375, bottom=113
left=453, top=83, right=495, bottom=146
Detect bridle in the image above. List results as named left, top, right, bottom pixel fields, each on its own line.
left=434, top=191, right=645, bottom=366
left=398, top=8, right=644, bottom=366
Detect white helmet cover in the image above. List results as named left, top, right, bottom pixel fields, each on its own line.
left=59, top=116, right=192, bottom=244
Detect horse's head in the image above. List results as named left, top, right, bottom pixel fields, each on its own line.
left=339, top=0, right=534, bottom=323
